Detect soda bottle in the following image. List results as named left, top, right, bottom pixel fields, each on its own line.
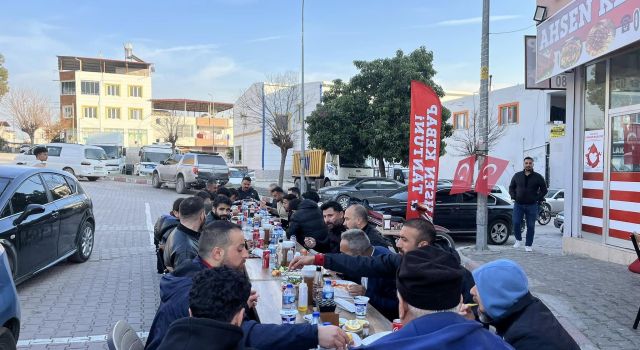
left=297, top=282, right=308, bottom=314
left=313, top=267, right=323, bottom=305
left=282, top=283, right=295, bottom=310
left=322, top=280, right=334, bottom=301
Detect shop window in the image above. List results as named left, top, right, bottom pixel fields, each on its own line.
left=610, top=48, right=640, bottom=109
left=584, top=61, right=606, bottom=130
left=611, top=113, right=640, bottom=172
left=498, top=103, right=519, bottom=125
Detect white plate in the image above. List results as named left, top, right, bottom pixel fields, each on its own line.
left=361, top=331, right=392, bottom=346
left=347, top=332, right=362, bottom=347
left=335, top=298, right=356, bottom=313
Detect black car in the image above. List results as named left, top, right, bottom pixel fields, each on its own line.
left=554, top=211, right=564, bottom=233
left=0, top=165, right=95, bottom=284
left=318, top=177, right=404, bottom=209
left=360, top=185, right=515, bottom=245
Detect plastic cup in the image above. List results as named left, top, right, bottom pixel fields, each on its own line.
left=354, top=296, right=370, bottom=318
left=280, top=309, right=298, bottom=324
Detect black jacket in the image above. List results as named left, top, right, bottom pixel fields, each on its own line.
left=327, top=224, right=346, bottom=253
left=489, top=292, right=580, bottom=350
left=163, top=224, right=200, bottom=270
left=286, top=199, right=329, bottom=251
left=154, top=215, right=180, bottom=247
left=509, top=171, right=548, bottom=205
left=363, top=224, right=392, bottom=248
left=158, top=317, right=253, bottom=350
left=323, top=241, right=475, bottom=304
left=237, top=187, right=260, bottom=201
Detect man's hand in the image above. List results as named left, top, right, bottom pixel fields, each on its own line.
left=247, top=290, right=259, bottom=309
left=289, top=255, right=315, bottom=269
left=347, top=284, right=365, bottom=297
left=458, top=304, right=476, bottom=321
left=318, top=325, right=350, bottom=349
left=304, top=237, right=317, bottom=249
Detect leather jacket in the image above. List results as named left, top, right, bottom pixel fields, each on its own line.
left=163, top=224, right=200, bottom=271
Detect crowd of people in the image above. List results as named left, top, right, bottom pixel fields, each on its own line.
left=147, top=175, right=579, bottom=350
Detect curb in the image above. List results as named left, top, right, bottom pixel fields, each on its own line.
left=103, top=175, right=152, bottom=185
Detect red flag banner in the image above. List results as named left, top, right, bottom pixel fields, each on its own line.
left=450, top=156, right=476, bottom=195
left=406, top=81, right=442, bottom=220
left=474, top=156, right=509, bottom=195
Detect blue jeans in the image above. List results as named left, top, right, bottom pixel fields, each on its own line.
left=513, top=203, right=538, bottom=246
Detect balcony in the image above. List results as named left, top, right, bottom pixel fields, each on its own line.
left=196, top=117, right=231, bottom=128
left=195, top=137, right=229, bottom=147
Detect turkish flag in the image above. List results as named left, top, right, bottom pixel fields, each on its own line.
left=474, top=156, right=509, bottom=195
left=450, top=156, right=475, bottom=195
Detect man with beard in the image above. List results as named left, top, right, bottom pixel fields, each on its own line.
left=206, top=195, right=232, bottom=224
left=509, top=157, right=547, bottom=252
left=163, top=197, right=206, bottom=272
left=304, top=201, right=346, bottom=253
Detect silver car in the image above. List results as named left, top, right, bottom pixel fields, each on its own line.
left=544, top=189, right=565, bottom=214
left=152, top=152, right=229, bottom=193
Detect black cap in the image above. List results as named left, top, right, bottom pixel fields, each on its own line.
left=396, top=245, right=464, bottom=310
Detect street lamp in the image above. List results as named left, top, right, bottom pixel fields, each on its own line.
left=299, top=0, right=307, bottom=192
left=533, top=6, right=547, bottom=23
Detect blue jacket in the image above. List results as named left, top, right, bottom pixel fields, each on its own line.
left=363, top=246, right=398, bottom=320
left=145, top=257, right=318, bottom=350
left=363, top=312, right=514, bottom=350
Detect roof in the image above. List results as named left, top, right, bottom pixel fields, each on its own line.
left=0, top=165, right=62, bottom=179
left=151, top=99, right=233, bottom=113
left=57, top=55, right=152, bottom=72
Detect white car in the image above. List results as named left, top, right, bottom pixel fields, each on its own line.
left=544, top=189, right=565, bottom=214
left=15, top=143, right=108, bottom=181
left=227, top=168, right=255, bottom=186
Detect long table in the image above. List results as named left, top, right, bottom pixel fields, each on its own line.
left=245, top=258, right=392, bottom=334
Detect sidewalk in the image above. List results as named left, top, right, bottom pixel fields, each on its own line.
left=459, top=243, right=640, bottom=350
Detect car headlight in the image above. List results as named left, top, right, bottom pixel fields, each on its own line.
left=324, top=190, right=339, bottom=195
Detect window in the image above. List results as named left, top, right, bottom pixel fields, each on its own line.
left=498, top=103, right=519, bottom=125
left=584, top=61, right=606, bottom=130
left=129, top=85, right=143, bottom=97
left=556, top=191, right=564, bottom=199
left=460, top=192, right=477, bottom=204
left=106, top=107, right=121, bottom=119
left=83, top=106, right=97, bottom=119
left=610, top=48, right=640, bottom=109
left=436, top=190, right=458, bottom=204
left=177, top=125, right=193, bottom=138
left=105, top=84, right=120, bottom=96
left=81, top=81, right=99, bottom=95
left=197, top=155, right=226, bottom=166
left=85, top=148, right=107, bottom=160
left=611, top=113, right=640, bottom=172
left=358, top=180, right=378, bottom=190
left=453, top=111, right=469, bottom=129
left=129, top=108, right=143, bottom=120
left=61, top=81, right=76, bottom=95
left=10, top=175, right=49, bottom=214
left=41, top=173, right=72, bottom=201
left=128, top=129, right=147, bottom=146
left=46, top=146, right=62, bottom=157
left=378, top=180, right=400, bottom=189
left=63, top=105, right=74, bottom=119
left=182, top=155, right=195, bottom=165
left=64, top=176, right=78, bottom=194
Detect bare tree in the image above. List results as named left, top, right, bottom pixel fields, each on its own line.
left=42, top=119, right=66, bottom=142
left=153, top=110, right=185, bottom=149
left=1, top=88, right=51, bottom=145
left=236, top=72, right=311, bottom=186
left=449, top=109, right=507, bottom=157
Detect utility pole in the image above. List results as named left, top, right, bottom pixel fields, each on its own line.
left=299, top=0, right=307, bottom=193
left=476, top=0, right=490, bottom=251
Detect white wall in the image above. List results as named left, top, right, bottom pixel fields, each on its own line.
left=440, top=84, right=567, bottom=189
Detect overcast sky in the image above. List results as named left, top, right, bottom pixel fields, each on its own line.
left=0, top=0, right=536, bottom=110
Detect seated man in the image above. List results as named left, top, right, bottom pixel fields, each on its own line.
left=288, top=186, right=301, bottom=198
left=205, top=178, right=219, bottom=197
left=237, top=177, right=260, bottom=201
left=146, top=221, right=349, bottom=350
left=216, top=186, right=232, bottom=198
left=339, top=229, right=398, bottom=320
left=304, top=201, right=346, bottom=253
left=158, top=267, right=251, bottom=350
left=205, top=195, right=232, bottom=224
left=228, top=188, right=239, bottom=202
left=287, top=197, right=329, bottom=252
left=364, top=246, right=512, bottom=349
left=263, top=186, right=287, bottom=220
left=302, top=190, right=320, bottom=203
left=195, top=191, right=213, bottom=214
left=163, top=197, right=206, bottom=271
left=154, top=198, right=184, bottom=273
left=469, top=259, right=580, bottom=350
left=344, top=204, right=390, bottom=248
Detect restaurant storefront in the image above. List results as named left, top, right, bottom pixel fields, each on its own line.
left=536, top=0, right=640, bottom=264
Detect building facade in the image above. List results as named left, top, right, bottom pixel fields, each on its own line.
left=441, top=85, right=567, bottom=189
left=535, top=0, right=640, bottom=263
left=57, top=55, right=153, bottom=147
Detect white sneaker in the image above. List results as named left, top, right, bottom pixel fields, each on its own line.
left=513, top=240, right=521, bottom=248
left=525, top=246, right=533, bottom=252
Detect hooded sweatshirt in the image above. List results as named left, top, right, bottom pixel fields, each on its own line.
left=158, top=317, right=252, bottom=350
left=472, top=259, right=580, bottom=350
left=363, top=312, right=513, bottom=350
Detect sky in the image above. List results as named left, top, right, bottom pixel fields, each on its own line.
left=0, top=0, right=537, bottom=108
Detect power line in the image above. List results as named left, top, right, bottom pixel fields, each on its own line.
left=490, top=24, right=535, bottom=35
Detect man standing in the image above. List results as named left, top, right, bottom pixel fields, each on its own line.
left=344, top=205, right=390, bottom=248
left=163, top=197, right=206, bottom=271
left=205, top=195, right=232, bottom=224
left=32, top=146, right=48, bottom=167
left=237, top=177, right=260, bottom=201
left=509, top=157, right=547, bottom=252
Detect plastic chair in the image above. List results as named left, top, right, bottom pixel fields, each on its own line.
left=107, top=320, right=144, bottom=350
left=631, top=233, right=640, bottom=329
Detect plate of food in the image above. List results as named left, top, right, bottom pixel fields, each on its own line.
left=346, top=332, right=362, bottom=347
left=586, top=19, right=615, bottom=57
left=332, top=280, right=356, bottom=299
left=560, top=37, right=582, bottom=69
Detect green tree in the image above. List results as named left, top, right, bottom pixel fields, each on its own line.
left=0, top=54, right=8, bottom=100
left=307, top=47, right=453, bottom=177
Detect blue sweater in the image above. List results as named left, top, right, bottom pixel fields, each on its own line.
left=363, top=312, right=514, bottom=350
left=145, top=257, right=318, bottom=350
left=364, top=247, right=398, bottom=320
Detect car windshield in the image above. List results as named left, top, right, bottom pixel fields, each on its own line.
left=96, top=145, right=121, bottom=159
left=387, top=185, right=408, bottom=198
left=198, top=155, right=226, bottom=166
left=0, top=177, right=9, bottom=196
left=84, top=148, right=108, bottom=160
left=546, top=189, right=559, bottom=198
left=142, top=152, right=171, bottom=163
left=342, top=179, right=360, bottom=187
left=230, top=170, right=244, bottom=177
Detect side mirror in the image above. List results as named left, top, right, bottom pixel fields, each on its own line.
left=13, top=204, right=46, bottom=226
left=122, top=149, right=127, bottom=156
left=159, top=160, right=166, bottom=165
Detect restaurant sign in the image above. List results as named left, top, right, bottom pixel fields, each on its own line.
left=536, top=0, right=640, bottom=82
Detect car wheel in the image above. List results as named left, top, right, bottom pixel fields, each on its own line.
left=69, top=220, right=94, bottom=263
left=87, top=177, right=99, bottom=181
left=323, top=179, right=331, bottom=188
left=0, top=327, right=16, bottom=350
left=435, top=232, right=456, bottom=249
left=63, top=167, right=75, bottom=176
left=488, top=219, right=510, bottom=245
left=336, top=195, right=350, bottom=210
left=152, top=172, right=162, bottom=188
left=176, top=176, right=187, bottom=194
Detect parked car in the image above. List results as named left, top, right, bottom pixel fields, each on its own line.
left=0, top=165, right=95, bottom=284
left=318, top=177, right=404, bottom=209
left=152, top=152, right=230, bottom=194
left=554, top=211, right=564, bottom=233
left=0, top=244, right=20, bottom=348
left=15, top=143, right=108, bottom=181
left=359, top=185, right=516, bottom=245
left=544, top=189, right=565, bottom=214
left=227, top=167, right=255, bottom=186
